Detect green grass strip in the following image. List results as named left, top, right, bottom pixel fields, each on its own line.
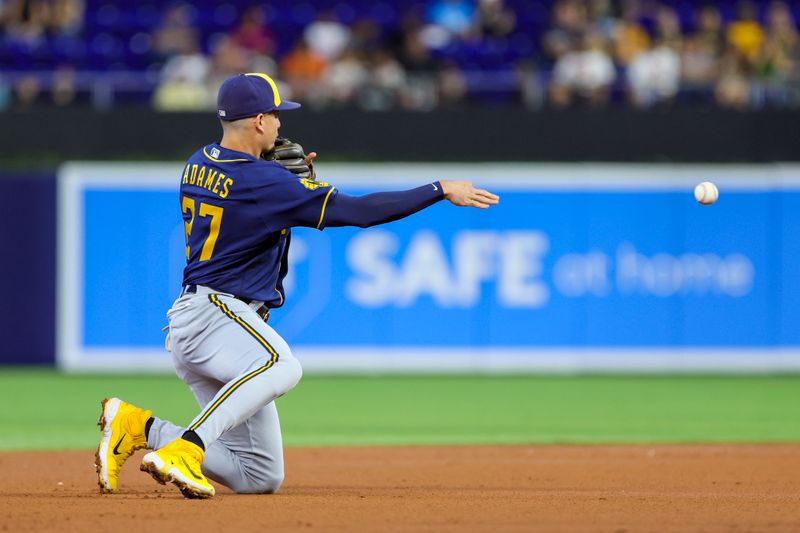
left=0, top=369, right=798, bottom=451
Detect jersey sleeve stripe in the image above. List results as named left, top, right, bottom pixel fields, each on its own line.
left=316, top=187, right=336, bottom=230
left=188, top=294, right=279, bottom=432
left=203, top=146, right=249, bottom=163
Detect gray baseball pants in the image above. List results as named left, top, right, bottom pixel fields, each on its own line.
left=146, top=285, right=302, bottom=494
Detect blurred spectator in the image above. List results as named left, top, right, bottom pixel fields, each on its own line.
left=715, top=47, right=752, bottom=109
left=681, top=4, right=726, bottom=105
left=398, top=27, right=438, bottom=73
left=655, top=5, right=682, bottom=43
left=751, top=1, right=799, bottom=106
left=614, top=1, right=650, bottom=66
left=2, top=0, right=49, bottom=48
left=304, top=11, right=351, bottom=62
left=51, top=0, right=84, bottom=35
left=359, top=50, right=407, bottom=110
left=727, top=1, right=765, bottom=64
left=281, top=40, right=328, bottom=102
left=622, top=6, right=682, bottom=109
left=400, top=74, right=438, bottom=110
left=627, top=38, right=681, bottom=108
left=152, top=3, right=198, bottom=58
left=517, top=61, right=544, bottom=109
left=764, top=0, right=799, bottom=51
left=695, top=5, right=725, bottom=56
left=681, top=34, right=720, bottom=102
left=349, top=18, right=383, bottom=54
left=159, top=37, right=208, bottom=87
left=205, top=36, right=255, bottom=104
left=229, top=5, right=275, bottom=57
left=438, top=60, right=468, bottom=105
left=476, top=0, right=515, bottom=38
left=418, top=21, right=452, bottom=51
left=52, top=65, right=77, bottom=106
left=249, top=53, right=279, bottom=80
left=389, top=14, right=440, bottom=110
left=153, top=34, right=210, bottom=111
left=324, top=50, right=369, bottom=105
left=13, top=75, right=42, bottom=107
left=764, top=0, right=800, bottom=50
left=588, top=0, right=617, bottom=42
left=152, top=74, right=209, bottom=111
left=550, top=33, right=616, bottom=108
left=543, top=0, right=588, bottom=62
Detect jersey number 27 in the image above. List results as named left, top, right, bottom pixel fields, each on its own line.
left=182, top=196, right=224, bottom=261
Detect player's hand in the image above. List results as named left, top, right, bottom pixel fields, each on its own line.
left=304, top=151, right=318, bottom=180
left=440, top=180, right=499, bottom=209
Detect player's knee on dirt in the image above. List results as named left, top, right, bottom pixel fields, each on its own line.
left=247, top=472, right=284, bottom=494
left=228, top=468, right=284, bottom=494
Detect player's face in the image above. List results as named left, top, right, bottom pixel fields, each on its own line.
left=260, top=111, right=281, bottom=151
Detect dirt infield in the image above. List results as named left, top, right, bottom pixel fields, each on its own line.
left=2, top=444, right=798, bottom=532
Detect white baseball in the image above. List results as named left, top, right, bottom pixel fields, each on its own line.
left=694, top=181, right=718, bottom=205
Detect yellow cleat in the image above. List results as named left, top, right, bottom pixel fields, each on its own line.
left=95, top=397, right=152, bottom=493
left=140, top=438, right=215, bottom=499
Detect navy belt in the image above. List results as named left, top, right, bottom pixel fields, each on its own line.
left=182, top=285, right=270, bottom=323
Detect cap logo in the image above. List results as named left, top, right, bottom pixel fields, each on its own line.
left=245, top=73, right=281, bottom=107
left=218, top=109, right=226, bottom=117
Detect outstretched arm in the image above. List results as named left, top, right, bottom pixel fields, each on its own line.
left=324, top=180, right=499, bottom=228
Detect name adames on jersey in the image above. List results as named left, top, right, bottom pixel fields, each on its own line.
left=182, top=163, right=235, bottom=199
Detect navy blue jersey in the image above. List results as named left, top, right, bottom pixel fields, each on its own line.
left=180, top=143, right=336, bottom=306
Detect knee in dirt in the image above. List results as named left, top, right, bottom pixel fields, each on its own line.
left=234, top=471, right=284, bottom=494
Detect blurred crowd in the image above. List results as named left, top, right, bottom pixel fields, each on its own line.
left=543, top=0, right=800, bottom=108
left=1, top=0, right=800, bottom=110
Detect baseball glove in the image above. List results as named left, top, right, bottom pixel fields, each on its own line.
left=265, top=137, right=315, bottom=181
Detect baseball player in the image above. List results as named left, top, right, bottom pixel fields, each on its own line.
left=95, top=73, right=499, bottom=498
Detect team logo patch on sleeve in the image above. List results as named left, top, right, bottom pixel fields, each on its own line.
left=299, top=178, right=330, bottom=190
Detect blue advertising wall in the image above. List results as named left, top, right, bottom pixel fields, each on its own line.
left=57, top=163, right=800, bottom=372
left=1, top=173, right=56, bottom=364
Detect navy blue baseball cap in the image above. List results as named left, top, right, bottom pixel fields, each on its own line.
left=216, top=73, right=301, bottom=121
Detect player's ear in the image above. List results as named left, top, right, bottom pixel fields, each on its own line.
left=253, top=113, right=264, bottom=134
